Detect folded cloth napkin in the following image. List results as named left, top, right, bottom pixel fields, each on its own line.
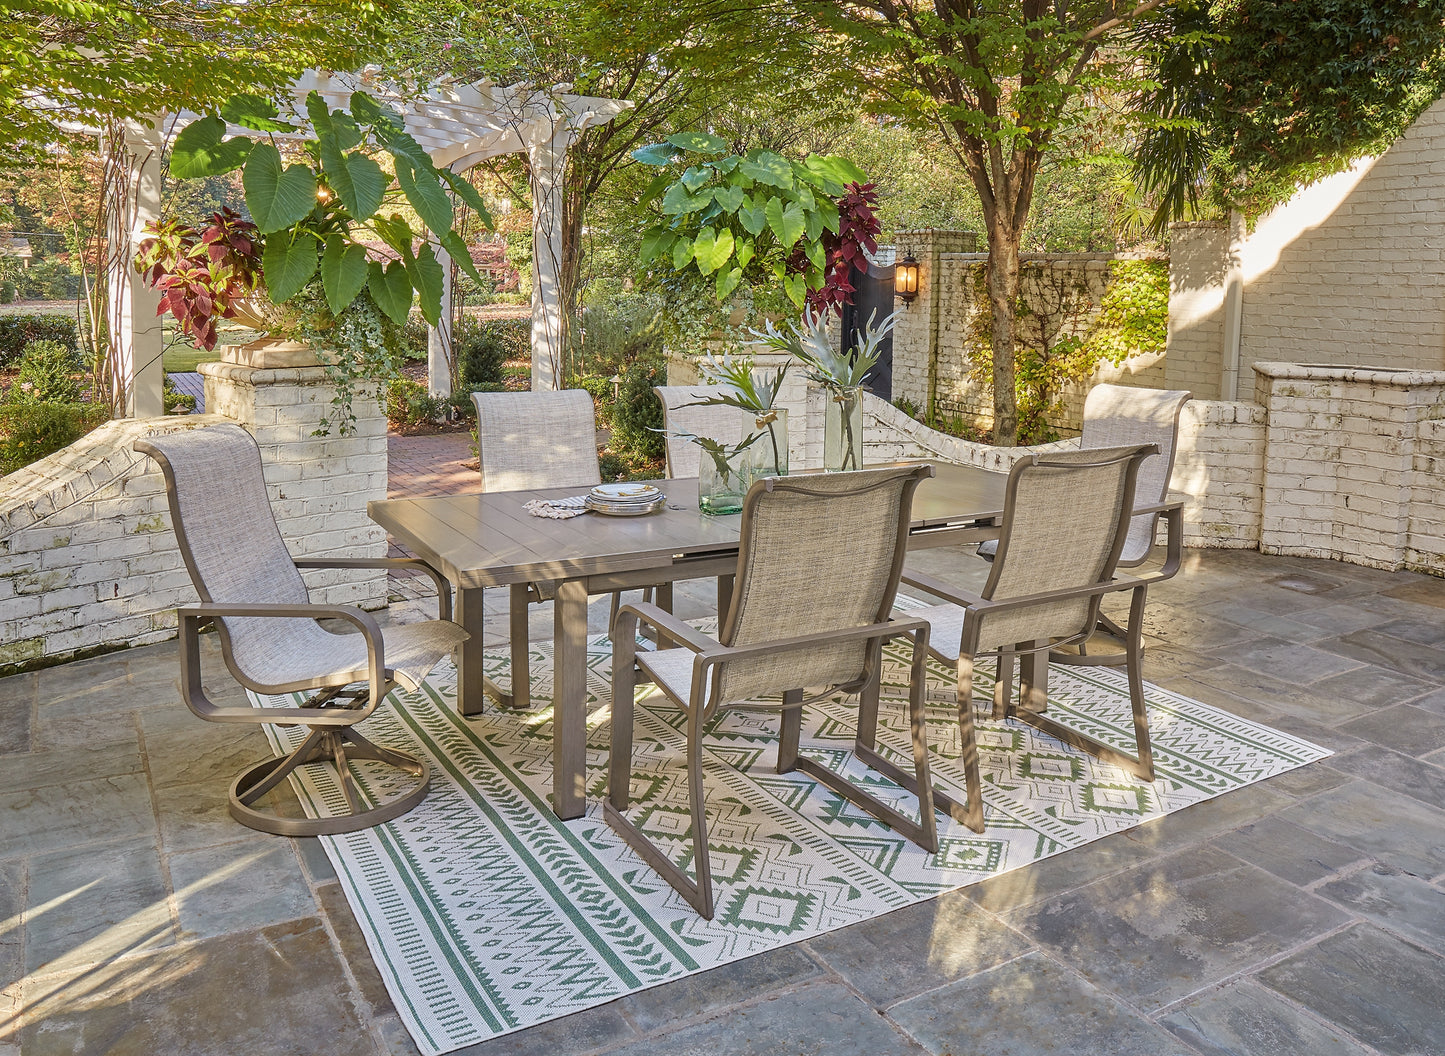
left=524, top=495, right=589, bottom=519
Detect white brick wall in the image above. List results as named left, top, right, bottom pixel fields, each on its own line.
left=0, top=359, right=387, bottom=672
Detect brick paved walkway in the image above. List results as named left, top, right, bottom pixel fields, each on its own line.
left=387, top=431, right=480, bottom=498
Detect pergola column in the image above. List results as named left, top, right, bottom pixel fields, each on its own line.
left=107, top=119, right=165, bottom=418
left=428, top=246, right=454, bottom=398
left=527, top=128, right=568, bottom=392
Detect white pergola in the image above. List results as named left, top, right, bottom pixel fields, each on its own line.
left=108, top=69, right=632, bottom=417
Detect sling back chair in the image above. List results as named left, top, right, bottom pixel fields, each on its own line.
left=472, top=389, right=654, bottom=711
left=135, top=424, right=467, bottom=837
left=653, top=384, right=751, bottom=479
left=893, top=445, right=1182, bottom=813
left=607, top=464, right=978, bottom=920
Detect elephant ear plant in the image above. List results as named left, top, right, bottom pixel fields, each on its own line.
left=138, top=90, right=493, bottom=432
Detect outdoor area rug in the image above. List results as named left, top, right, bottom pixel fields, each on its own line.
left=252, top=633, right=1330, bottom=1056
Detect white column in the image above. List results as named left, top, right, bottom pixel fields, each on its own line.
left=1220, top=210, right=1246, bottom=402
left=527, top=127, right=569, bottom=392
left=107, top=119, right=165, bottom=418
left=428, top=246, right=454, bottom=398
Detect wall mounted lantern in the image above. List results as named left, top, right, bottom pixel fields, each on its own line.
left=895, top=253, right=920, bottom=304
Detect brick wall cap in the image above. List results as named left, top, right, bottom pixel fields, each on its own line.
left=1253, top=361, right=1445, bottom=388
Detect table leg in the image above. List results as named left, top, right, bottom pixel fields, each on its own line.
left=552, top=578, right=589, bottom=820
left=1019, top=643, right=1049, bottom=714
left=456, top=585, right=488, bottom=717
left=507, top=583, right=531, bottom=710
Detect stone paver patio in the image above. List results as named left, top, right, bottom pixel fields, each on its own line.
left=3, top=539, right=1444, bottom=1056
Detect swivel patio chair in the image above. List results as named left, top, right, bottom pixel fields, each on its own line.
left=472, top=389, right=652, bottom=710
left=135, top=424, right=467, bottom=837
left=653, top=384, right=751, bottom=478
left=607, top=465, right=973, bottom=920
left=894, top=445, right=1182, bottom=809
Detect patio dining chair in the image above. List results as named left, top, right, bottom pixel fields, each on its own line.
left=892, top=445, right=1182, bottom=807
left=607, top=464, right=976, bottom=920
left=653, top=384, right=750, bottom=478
left=472, top=389, right=654, bottom=710
left=135, top=424, right=467, bottom=837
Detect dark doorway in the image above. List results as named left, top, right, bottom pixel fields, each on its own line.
left=841, top=260, right=896, bottom=400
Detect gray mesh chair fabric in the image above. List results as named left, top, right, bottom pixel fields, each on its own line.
left=654, top=385, right=750, bottom=478
left=473, top=389, right=602, bottom=492
left=135, top=424, right=466, bottom=837
left=607, top=465, right=981, bottom=919
left=1080, top=384, right=1191, bottom=566
left=897, top=444, right=1170, bottom=791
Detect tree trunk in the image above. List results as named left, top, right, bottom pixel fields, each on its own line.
left=984, top=215, right=1021, bottom=446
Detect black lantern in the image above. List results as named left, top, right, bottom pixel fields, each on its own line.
left=895, top=253, right=920, bottom=304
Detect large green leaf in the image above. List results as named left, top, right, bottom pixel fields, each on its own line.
left=715, top=265, right=743, bottom=301
left=739, top=150, right=793, bottom=190
left=734, top=238, right=755, bottom=271
left=439, top=229, right=485, bottom=287
left=220, top=94, right=296, bottom=134
left=320, top=235, right=369, bottom=315
left=712, top=185, right=745, bottom=213
left=171, top=116, right=252, bottom=178
left=371, top=213, right=414, bottom=256
left=783, top=272, right=808, bottom=308
left=661, top=182, right=707, bottom=215
left=406, top=244, right=446, bottom=326
left=692, top=228, right=734, bottom=275
left=738, top=199, right=768, bottom=236
left=804, top=207, right=824, bottom=244
left=638, top=227, right=675, bottom=264
left=681, top=165, right=712, bottom=192
left=802, top=154, right=866, bottom=192
left=348, top=91, right=402, bottom=136
left=367, top=259, right=413, bottom=323
left=396, top=157, right=453, bottom=234
left=321, top=144, right=386, bottom=221
left=632, top=142, right=680, bottom=166
left=671, top=236, right=694, bottom=271
left=805, top=238, right=826, bottom=273
left=766, top=197, right=805, bottom=248
left=262, top=231, right=319, bottom=303
left=242, top=142, right=317, bottom=234
left=666, top=130, right=728, bottom=154
left=440, top=170, right=493, bottom=229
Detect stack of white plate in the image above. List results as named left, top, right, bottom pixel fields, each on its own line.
left=584, top=482, right=666, bottom=516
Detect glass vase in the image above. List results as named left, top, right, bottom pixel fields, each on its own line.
left=824, top=387, right=864, bottom=472
left=698, top=449, right=750, bottom=515
left=747, top=408, right=789, bottom=480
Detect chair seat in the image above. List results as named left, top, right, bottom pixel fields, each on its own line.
left=637, top=646, right=708, bottom=711
left=237, top=617, right=468, bottom=694
left=906, top=604, right=969, bottom=661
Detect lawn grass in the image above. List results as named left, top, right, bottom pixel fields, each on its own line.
left=162, top=344, right=222, bottom=372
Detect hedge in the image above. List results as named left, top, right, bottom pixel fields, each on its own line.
left=0, top=315, right=80, bottom=369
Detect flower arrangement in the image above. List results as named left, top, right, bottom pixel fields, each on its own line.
left=686, top=352, right=789, bottom=476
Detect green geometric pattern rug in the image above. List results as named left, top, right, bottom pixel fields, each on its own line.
left=252, top=635, right=1329, bottom=1056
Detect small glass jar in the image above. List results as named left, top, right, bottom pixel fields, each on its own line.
left=824, top=386, right=864, bottom=472
left=698, top=448, right=750, bottom=515
left=747, top=407, right=789, bottom=479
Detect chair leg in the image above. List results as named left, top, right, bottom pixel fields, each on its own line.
left=992, top=648, right=1014, bottom=720
left=686, top=708, right=715, bottom=918
left=777, top=688, right=803, bottom=773
left=854, top=641, right=883, bottom=756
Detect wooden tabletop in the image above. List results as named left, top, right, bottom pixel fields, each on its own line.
left=368, top=462, right=1008, bottom=590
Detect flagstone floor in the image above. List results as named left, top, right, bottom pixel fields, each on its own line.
left=3, top=545, right=1445, bottom=1056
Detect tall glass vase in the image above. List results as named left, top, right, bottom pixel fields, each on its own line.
left=698, top=449, right=750, bottom=515
left=824, top=387, right=864, bottom=472
left=747, top=408, right=789, bottom=480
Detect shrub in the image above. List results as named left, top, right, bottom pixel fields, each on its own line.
left=456, top=317, right=530, bottom=391
left=384, top=377, right=444, bottom=431
left=163, top=375, right=196, bottom=414
left=403, top=316, right=430, bottom=360
left=0, top=282, right=15, bottom=304
left=608, top=360, right=665, bottom=464
left=0, top=401, right=110, bottom=475
left=6, top=340, right=82, bottom=403
left=569, top=295, right=667, bottom=378
left=0, top=315, right=79, bottom=368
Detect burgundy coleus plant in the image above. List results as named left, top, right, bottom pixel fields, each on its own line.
left=806, top=182, right=881, bottom=317
left=134, top=208, right=264, bottom=352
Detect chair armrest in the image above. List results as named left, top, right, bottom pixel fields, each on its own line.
left=178, top=602, right=388, bottom=725
left=616, top=601, right=718, bottom=653
left=900, top=568, right=985, bottom=608
left=294, top=557, right=453, bottom=621
left=699, top=616, right=929, bottom=666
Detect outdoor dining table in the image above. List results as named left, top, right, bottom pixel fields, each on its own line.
left=368, top=461, right=1018, bottom=820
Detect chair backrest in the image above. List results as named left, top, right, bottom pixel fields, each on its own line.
left=1080, top=384, right=1191, bottom=565
left=473, top=389, right=602, bottom=492
left=974, top=444, right=1154, bottom=656
left=710, top=464, right=933, bottom=708
left=134, top=424, right=311, bottom=677
left=654, top=385, right=751, bottom=478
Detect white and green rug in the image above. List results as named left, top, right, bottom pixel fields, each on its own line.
left=253, top=635, right=1329, bottom=1056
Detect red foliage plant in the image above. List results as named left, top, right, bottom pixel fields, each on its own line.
left=134, top=208, right=263, bottom=352
left=806, top=182, right=881, bottom=317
